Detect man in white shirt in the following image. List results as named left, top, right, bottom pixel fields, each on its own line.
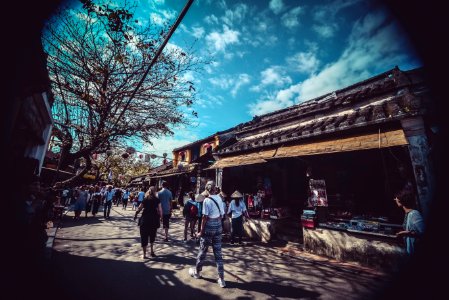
left=189, top=180, right=226, bottom=288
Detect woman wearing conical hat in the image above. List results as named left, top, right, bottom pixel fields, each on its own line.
left=227, top=190, right=250, bottom=245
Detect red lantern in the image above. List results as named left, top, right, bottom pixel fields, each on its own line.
left=92, top=153, right=98, bottom=160
left=139, top=154, right=143, bottom=159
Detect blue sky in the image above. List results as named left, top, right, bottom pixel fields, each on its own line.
left=61, top=0, right=422, bottom=161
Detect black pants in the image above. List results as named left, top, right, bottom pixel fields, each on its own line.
left=104, top=201, right=112, bottom=218
left=231, top=216, right=243, bottom=243
left=122, top=199, right=128, bottom=209
left=140, top=226, right=157, bottom=247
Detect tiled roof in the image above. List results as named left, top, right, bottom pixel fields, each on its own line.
left=217, top=67, right=429, bottom=156
left=150, top=163, right=198, bottom=178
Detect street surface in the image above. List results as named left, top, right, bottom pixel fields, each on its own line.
left=48, top=205, right=391, bottom=300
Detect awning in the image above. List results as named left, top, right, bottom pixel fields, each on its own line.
left=273, top=129, right=408, bottom=158
left=207, top=129, right=407, bottom=169
left=206, top=149, right=276, bottom=169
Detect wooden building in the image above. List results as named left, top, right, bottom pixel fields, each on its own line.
left=208, top=67, right=435, bottom=268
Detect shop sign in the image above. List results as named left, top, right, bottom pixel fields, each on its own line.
left=308, top=179, right=328, bottom=207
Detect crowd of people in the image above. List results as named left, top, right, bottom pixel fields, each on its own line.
left=60, top=184, right=148, bottom=220
left=20, top=177, right=422, bottom=290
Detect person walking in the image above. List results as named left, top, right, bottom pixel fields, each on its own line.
left=103, top=185, right=114, bottom=219
left=131, top=192, right=138, bottom=210
left=84, top=186, right=93, bottom=218
left=196, top=194, right=204, bottom=236
left=137, top=188, right=145, bottom=207
left=134, top=186, right=162, bottom=259
left=91, top=186, right=102, bottom=217
left=114, top=188, right=123, bottom=207
left=183, top=192, right=199, bottom=241
left=73, top=186, right=88, bottom=221
left=158, top=181, right=173, bottom=242
left=228, top=190, right=250, bottom=245
left=122, top=189, right=130, bottom=210
left=394, top=188, right=425, bottom=255
left=189, top=180, right=226, bottom=288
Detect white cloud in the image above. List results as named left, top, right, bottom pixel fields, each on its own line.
left=222, top=3, right=249, bottom=26
left=181, top=71, right=197, bottom=84
left=269, top=0, right=284, bottom=15
left=192, top=26, right=205, bottom=38
left=256, top=21, right=268, bottom=32
left=206, top=25, right=240, bottom=53
left=298, top=10, right=421, bottom=102
left=260, top=67, right=292, bottom=87
left=150, top=13, right=164, bottom=25
left=204, top=14, right=219, bottom=25
left=208, top=73, right=251, bottom=97
left=164, top=42, right=184, bottom=55
left=205, top=61, right=221, bottom=74
left=231, top=74, right=251, bottom=97
left=248, top=83, right=301, bottom=116
left=244, top=34, right=278, bottom=48
left=196, top=94, right=224, bottom=108
left=286, top=51, right=320, bottom=74
left=179, top=25, right=205, bottom=39
left=250, top=66, right=292, bottom=93
left=209, top=76, right=234, bottom=89
left=150, top=0, right=165, bottom=6
left=312, top=0, right=361, bottom=38
left=217, top=0, right=227, bottom=10
left=312, top=24, right=337, bottom=38
left=224, top=52, right=235, bottom=60
left=247, top=9, right=421, bottom=115
left=281, top=6, right=303, bottom=29
left=143, top=134, right=199, bottom=160
left=236, top=51, right=247, bottom=58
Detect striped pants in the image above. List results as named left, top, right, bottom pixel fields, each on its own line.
left=195, top=218, right=224, bottom=279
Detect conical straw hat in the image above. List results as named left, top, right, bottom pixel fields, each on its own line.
left=231, top=190, right=243, bottom=198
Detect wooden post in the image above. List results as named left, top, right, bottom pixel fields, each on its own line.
left=196, top=165, right=202, bottom=194
left=401, top=116, right=434, bottom=220
left=216, top=168, right=223, bottom=189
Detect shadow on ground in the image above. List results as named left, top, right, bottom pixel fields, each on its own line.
left=48, top=251, right=221, bottom=300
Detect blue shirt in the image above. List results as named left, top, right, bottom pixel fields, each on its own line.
left=404, top=209, right=424, bottom=255
left=105, top=190, right=114, bottom=202
left=137, top=191, right=145, bottom=202
left=227, top=199, right=247, bottom=219
left=158, top=188, right=173, bottom=215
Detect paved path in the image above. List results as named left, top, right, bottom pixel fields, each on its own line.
left=48, top=205, right=390, bottom=300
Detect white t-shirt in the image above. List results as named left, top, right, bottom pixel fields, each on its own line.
left=227, top=199, right=247, bottom=219
left=202, top=194, right=224, bottom=218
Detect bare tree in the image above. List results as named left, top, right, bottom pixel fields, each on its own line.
left=43, top=0, right=202, bottom=187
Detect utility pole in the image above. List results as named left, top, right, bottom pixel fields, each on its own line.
left=110, top=0, right=195, bottom=130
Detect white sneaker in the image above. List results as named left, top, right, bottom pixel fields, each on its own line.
left=189, top=267, right=201, bottom=279
left=217, top=278, right=226, bottom=288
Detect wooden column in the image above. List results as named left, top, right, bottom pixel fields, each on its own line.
left=216, top=168, right=223, bottom=189
left=401, top=116, right=434, bottom=220
left=195, top=165, right=202, bottom=194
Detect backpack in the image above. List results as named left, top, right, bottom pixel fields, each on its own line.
left=184, top=200, right=198, bottom=218
left=189, top=202, right=198, bottom=218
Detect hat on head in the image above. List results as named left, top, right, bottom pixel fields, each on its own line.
left=231, top=190, right=243, bottom=198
